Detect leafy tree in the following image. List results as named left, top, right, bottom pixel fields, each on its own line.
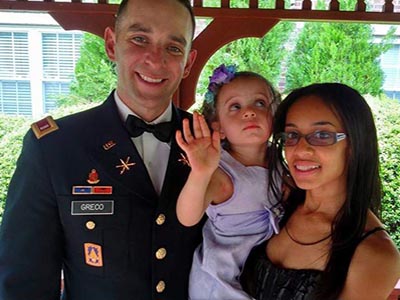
left=196, top=21, right=295, bottom=105
left=196, top=0, right=295, bottom=104
left=67, top=33, right=117, bottom=105
left=285, top=21, right=395, bottom=94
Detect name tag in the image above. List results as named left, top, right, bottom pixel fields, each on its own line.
left=71, top=200, right=114, bottom=215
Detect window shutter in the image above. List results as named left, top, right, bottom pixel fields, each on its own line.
left=0, top=32, right=31, bottom=115
left=0, top=81, right=31, bottom=115
left=42, top=32, right=82, bottom=112
left=381, top=44, right=400, bottom=91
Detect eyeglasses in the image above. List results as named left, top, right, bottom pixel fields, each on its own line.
left=277, top=131, right=347, bottom=147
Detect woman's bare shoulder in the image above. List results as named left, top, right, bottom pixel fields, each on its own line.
left=340, top=218, right=400, bottom=300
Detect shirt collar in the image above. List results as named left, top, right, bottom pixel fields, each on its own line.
left=114, top=90, right=173, bottom=125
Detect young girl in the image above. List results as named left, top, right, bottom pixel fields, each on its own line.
left=176, top=64, right=283, bottom=300
left=241, top=83, right=400, bottom=300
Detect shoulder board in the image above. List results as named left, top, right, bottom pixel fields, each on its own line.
left=31, top=116, right=59, bottom=139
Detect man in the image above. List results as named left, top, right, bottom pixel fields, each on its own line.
left=0, top=0, right=204, bottom=299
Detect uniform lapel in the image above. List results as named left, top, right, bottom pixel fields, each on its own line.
left=159, top=107, right=192, bottom=204
left=87, top=94, right=157, bottom=201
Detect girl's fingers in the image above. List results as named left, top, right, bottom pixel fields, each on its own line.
left=192, top=112, right=203, bottom=139
left=182, top=118, right=194, bottom=143
left=198, top=114, right=211, bottom=137
left=175, top=130, right=187, bottom=151
left=212, top=130, right=221, bottom=152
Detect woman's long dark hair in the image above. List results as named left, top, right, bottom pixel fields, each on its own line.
left=269, top=83, right=382, bottom=299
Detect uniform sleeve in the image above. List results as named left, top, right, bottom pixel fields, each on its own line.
left=0, top=130, right=63, bottom=300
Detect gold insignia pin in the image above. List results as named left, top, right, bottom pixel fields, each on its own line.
left=178, top=153, right=191, bottom=167
left=116, top=156, right=136, bottom=175
left=103, top=140, right=116, bottom=151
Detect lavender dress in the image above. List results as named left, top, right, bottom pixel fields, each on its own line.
left=188, top=149, right=282, bottom=300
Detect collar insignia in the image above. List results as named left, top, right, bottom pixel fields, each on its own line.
left=116, top=156, right=136, bottom=175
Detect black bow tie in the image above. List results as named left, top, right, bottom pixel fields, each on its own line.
left=125, top=114, right=173, bottom=143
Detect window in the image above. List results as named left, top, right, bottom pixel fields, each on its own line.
left=42, top=32, right=81, bottom=113
left=0, top=31, right=31, bottom=115
left=381, top=44, right=400, bottom=94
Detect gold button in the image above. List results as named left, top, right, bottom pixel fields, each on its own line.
left=156, top=280, right=165, bottom=293
left=86, top=221, right=96, bottom=230
left=155, top=248, right=167, bottom=260
left=155, top=214, right=166, bottom=225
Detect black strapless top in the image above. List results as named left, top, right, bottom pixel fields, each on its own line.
left=240, top=240, right=321, bottom=300
left=240, top=227, right=385, bottom=300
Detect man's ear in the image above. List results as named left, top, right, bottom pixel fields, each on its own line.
left=104, top=27, right=116, bottom=62
left=183, top=49, right=197, bottom=79
left=211, top=121, right=225, bottom=139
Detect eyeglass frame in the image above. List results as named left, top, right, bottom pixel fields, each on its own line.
left=276, top=131, right=347, bottom=147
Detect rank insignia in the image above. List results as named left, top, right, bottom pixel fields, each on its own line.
left=84, top=243, right=103, bottom=267
left=31, top=116, right=59, bottom=139
left=103, top=140, right=116, bottom=151
left=87, top=169, right=100, bottom=184
left=116, top=156, right=136, bottom=175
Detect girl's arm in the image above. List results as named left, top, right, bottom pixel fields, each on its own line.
left=176, top=112, right=221, bottom=227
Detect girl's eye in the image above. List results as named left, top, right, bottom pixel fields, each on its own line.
left=255, top=100, right=266, bottom=107
left=229, top=103, right=241, bottom=111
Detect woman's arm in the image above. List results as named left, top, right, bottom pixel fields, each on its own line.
left=340, top=227, right=400, bottom=300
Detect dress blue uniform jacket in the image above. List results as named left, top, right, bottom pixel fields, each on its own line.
left=0, top=93, right=204, bottom=300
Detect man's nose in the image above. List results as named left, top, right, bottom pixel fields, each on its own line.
left=145, top=46, right=166, bottom=66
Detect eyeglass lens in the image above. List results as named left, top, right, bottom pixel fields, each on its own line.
left=282, top=132, right=346, bottom=146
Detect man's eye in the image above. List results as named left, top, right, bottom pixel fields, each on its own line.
left=132, top=36, right=146, bottom=44
left=168, top=46, right=183, bottom=54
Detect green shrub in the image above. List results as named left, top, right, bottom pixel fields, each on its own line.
left=0, top=103, right=97, bottom=221
left=367, top=95, right=400, bottom=247
left=0, top=115, right=31, bottom=218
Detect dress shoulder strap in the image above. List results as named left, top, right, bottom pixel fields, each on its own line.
left=359, top=226, right=386, bottom=243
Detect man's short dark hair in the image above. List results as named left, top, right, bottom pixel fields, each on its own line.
left=115, top=0, right=196, bottom=39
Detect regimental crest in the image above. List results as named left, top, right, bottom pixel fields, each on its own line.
left=87, top=169, right=100, bottom=184
left=84, top=243, right=103, bottom=267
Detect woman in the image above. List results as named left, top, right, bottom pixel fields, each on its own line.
left=240, top=83, right=400, bottom=300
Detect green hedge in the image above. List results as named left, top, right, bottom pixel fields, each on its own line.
left=0, top=103, right=96, bottom=218
left=368, top=95, right=400, bottom=246
left=0, top=115, right=31, bottom=218
left=0, top=98, right=399, bottom=248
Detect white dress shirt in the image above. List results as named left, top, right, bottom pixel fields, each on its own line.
left=114, top=91, right=172, bottom=195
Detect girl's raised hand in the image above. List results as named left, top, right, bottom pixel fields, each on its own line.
left=176, top=112, right=221, bottom=175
